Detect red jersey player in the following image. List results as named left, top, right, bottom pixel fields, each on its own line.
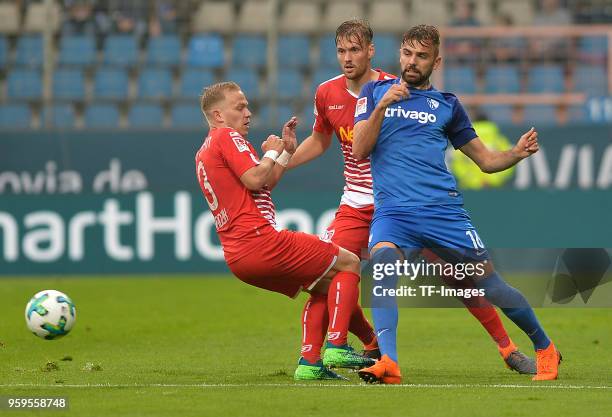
left=195, top=81, right=375, bottom=381
left=288, top=20, right=536, bottom=375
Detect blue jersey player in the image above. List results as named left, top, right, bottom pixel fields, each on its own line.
left=352, top=25, right=561, bottom=384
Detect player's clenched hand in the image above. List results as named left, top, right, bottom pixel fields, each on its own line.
left=377, top=79, right=410, bottom=109
left=513, top=127, right=539, bottom=159
left=281, top=116, right=298, bottom=154
left=261, top=135, right=285, bottom=154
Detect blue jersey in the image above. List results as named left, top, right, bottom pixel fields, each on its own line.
left=354, top=78, right=476, bottom=208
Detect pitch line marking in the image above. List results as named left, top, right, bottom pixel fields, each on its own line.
left=0, top=383, right=610, bottom=390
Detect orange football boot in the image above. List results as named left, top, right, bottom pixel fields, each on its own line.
left=532, top=342, right=562, bottom=381
left=358, top=354, right=402, bottom=384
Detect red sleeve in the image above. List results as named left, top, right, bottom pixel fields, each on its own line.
left=220, top=129, right=259, bottom=178
left=312, top=86, right=333, bottom=135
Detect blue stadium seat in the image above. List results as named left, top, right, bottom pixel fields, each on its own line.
left=523, top=104, right=557, bottom=125
left=256, top=104, right=295, bottom=129
left=484, top=104, right=514, bottom=124
left=573, top=65, right=607, bottom=96
left=93, top=68, right=129, bottom=100
left=484, top=65, right=520, bottom=94
left=137, top=68, right=173, bottom=100
left=372, top=34, right=398, bottom=70
left=300, top=104, right=315, bottom=130
left=311, top=67, right=340, bottom=91
left=178, top=69, right=215, bottom=99
left=0, top=36, right=7, bottom=69
left=129, top=103, right=164, bottom=127
left=528, top=65, right=565, bottom=93
left=278, top=35, right=311, bottom=68
left=42, top=104, right=75, bottom=128
left=103, top=35, right=139, bottom=67
left=226, top=68, right=260, bottom=100
left=58, top=36, right=96, bottom=67
left=444, top=65, right=477, bottom=94
left=0, top=104, right=31, bottom=128
left=84, top=104, right=120, bottom=128
left=318, top=34, right=337, bottom=68
left=232, top=35, right=267, bottom=68
left=171, top=104, right=204, bottom=128
left=567, top=105, right=588, bottom=124
left=14, top=35, right=43, bottom=67
left=277, top=69, right=304, bottom=100
left=53, top=68, right=85, bottom=100
left=7, top=69, right=42, bottom=100
left=578, top=36, right=607, bottom=63
left=147, top=35, right=181, bottom=66
left=187, top=34, right=224, bottom=68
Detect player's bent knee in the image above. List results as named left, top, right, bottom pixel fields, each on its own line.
left=332, top=247, right=360, bottom=275
left=371, top=241, right=399, bottom=254
left=309, top=276, right=332, bottom=295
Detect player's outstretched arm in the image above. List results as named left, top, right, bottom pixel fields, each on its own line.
left=286, top=130, right=333, bottom=170
left=459, top=127, right=539, bottom=173
left=240, top=135, right=285, bottom=191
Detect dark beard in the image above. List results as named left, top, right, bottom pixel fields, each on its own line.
left=402, top=67, right=433, bottom=88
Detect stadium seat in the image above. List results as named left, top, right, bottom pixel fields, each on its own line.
left=311, top=67, right=341, bottom=91
left=484, top=104, right=514, bottom=124
left=84, top=104, right=120, bottom=128
left=53, top=68, right=86, bottom=100
left=369, top=1, right=412, bottom=32
left=187, top=34, right=224, bottom=68
left=277, top=69, right=304, bottom=100
left=372, top=34, right=399, bottom=71
left=103, top=35, right=139, bottom=67
left=0, top=104, right=31, bottom=128
left=528, top=65, right=565, bottom=93
left=0, top=36, right=7, bottom=69
left=279, top=2, right=320, bottom=33
left=322, top=2, right=366, bottom=31
left=23, top=1, right=61, bottom=33
left=42, top=104, right=75, bottom=128
left=300, top=103, right=315, bottom=130
left=256, top=104, right=295, bottom=129
left=14, top=35, right=43, bottom=67
left=7, top=69, right=42, bottom=100
left=443, top=66, right=477, bottom=94
left=411, top=0, right=449, bottom=26
left=178, top=69, right=216, bottom=99
left=171, top=104, right=204, bottom=128
left=278, top=35, right=311, bottom=69
left=93, top=68, right=129, bottom=100
left=191, top=1, right=234, bottom=34
left=147, top=35, right=181, bottom=66
left=318, top=34, right=338, bottom=68
left=129, top=103, right=164, bottom=128
left=523, top=104, right=557, bottom=125
left=236, top=0, right=269, bottom=33
left=137, top=68, right=173, bottom=100
left=232, top=35, right=267, bottom=68
left=578, top=36, right=608, bottom=64
left=58, top=36, right=96, bottom=67
left=0, top=3, right=19, bottom=34
left=226, top=68, right=260, bottom=100
left=573, top=66, right=607, bottom=96
left=484, top=65, right=521, bottom=94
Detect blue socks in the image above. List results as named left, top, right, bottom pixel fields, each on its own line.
left=477, top=271, right=551, bottom=350
left=370, top=247, right=401, bottom=362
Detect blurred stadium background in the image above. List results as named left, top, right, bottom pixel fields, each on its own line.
left=0, top=0, right=610, bottom=275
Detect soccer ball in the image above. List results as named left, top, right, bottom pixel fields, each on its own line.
left=25, top=290, right=76, bottom=339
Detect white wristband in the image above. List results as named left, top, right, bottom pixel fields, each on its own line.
left=276, top=150, right=292, bottom=167
left=262, top=150, right=279, bottom=162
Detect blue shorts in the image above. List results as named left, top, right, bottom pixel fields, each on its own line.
left=368, top=204, right=489, bottom=262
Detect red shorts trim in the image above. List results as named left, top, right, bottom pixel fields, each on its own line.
left=227, top=229, right=340, bottom=298
left=322, top=204, right=373, bottom=259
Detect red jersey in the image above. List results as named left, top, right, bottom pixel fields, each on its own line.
left=313, top=70, right=395, bottom=208
left=195, top=127, right=276, bottom=263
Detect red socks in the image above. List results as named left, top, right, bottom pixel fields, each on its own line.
left=300, top=293, right=328, bottom=364
left=327, top=271, right=360, bottom=346
left=466, top=306, right=510, bottom=348
left=349, top=305, right=377, bottom=348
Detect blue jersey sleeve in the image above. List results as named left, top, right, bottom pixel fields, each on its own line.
left=354, top=81, right=377, bottom=124
left=445, top=96, right=477, bottom=149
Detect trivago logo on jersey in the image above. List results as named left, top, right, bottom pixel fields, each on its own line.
left=384, top=106, right=437, bottom=124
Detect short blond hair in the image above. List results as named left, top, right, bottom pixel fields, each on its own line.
left=199, top=81, right=241, bottom=118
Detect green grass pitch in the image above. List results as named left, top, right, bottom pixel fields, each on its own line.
left=1, top=276, right=611, bottom=417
